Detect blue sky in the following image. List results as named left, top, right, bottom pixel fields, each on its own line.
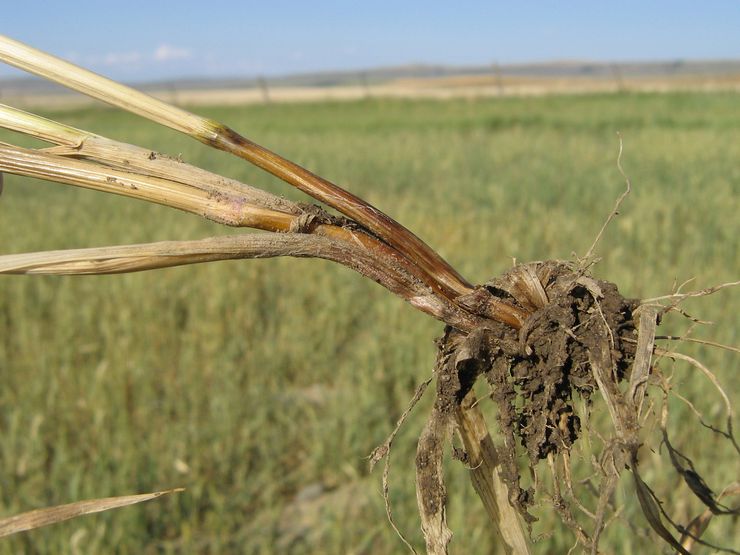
left=2, top=1, right=739, bottom=81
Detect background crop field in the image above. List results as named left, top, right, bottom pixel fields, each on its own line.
left=1, top=92, right=738, bottom=553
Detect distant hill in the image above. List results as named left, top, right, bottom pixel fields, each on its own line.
left=2, top=59, right=740, bottom=97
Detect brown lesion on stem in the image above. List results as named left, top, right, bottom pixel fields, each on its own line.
left=202, top=121, right=474, bottom=299
left=0, top=139, right=528, bottom=330
left=0, top=54, right=526, bottom=329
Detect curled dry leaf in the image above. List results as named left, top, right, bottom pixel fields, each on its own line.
left=681, top=483, right=740, bottom=552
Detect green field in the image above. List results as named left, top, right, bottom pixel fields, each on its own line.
left=1, top=92, right=738, bottom=553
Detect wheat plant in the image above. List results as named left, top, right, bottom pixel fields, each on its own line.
left=0, top=34, right=737, bottom=554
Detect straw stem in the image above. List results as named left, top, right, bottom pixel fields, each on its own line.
left=0, top=102, right=299, bottom=215
left=0, top=234, right=481, bottom=330
left=0, top=34, right=473, bottom=299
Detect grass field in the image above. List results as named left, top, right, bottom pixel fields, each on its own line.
left=0, top=92, right=738, bottom=553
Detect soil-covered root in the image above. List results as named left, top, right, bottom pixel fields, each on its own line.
left=434, top=261, right=639, bottom=523
left=397, top=260, right=738, bottom=553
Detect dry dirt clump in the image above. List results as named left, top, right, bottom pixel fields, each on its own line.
left=434, top=260, right=640, bottom=522
left=415, top=257, right=740, bottom=555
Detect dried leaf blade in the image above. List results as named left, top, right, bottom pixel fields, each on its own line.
left=0, top=488, right=183, bottom=538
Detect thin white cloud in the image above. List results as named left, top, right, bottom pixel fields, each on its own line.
left=102, top=51, right=143, bottom=66
left=153, top=44, right=191, bottom=62
left=84, top=50, right=142, bottom=67
left=87, top=44, right=191, bottom=72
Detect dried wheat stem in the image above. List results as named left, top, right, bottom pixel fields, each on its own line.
left=0, top=34, right=473, bottom=299
left=0, top=36, right=533, bottom=328
left=2, top=139, right=527, bottom=329
left=628, top=305, right=658, bottom=417
left=0, top=234, right=481, bottom=330
left=0, top=102, right=299, bottom=215
left=0, top=142, right=290, bottom=228
left=0, top=141, right=496, bottom=326
left=0, top=36, right=211, bottom=137
left=203, top=125, right=473, bottom=298
left=0, top=130, right=453, bottom=312
left=0, top=137, right=529, bottom=329
left=455, top=392, right=532, bottom=555
left=415, top=406, right=453, bottom=555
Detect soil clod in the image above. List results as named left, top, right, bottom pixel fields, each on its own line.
left=434, top=261, right=639, bottom=521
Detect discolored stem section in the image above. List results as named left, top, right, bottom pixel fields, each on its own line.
left=202, top=123, right=473, bottom=298
left=0, top=143, right=526, bottom=329
left=0, top=234, right=479, bottom=331
left=0, top=142, right=496, bottom=330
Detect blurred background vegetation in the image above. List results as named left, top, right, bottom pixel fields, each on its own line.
left=0, top=91, right=738, bottom=553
